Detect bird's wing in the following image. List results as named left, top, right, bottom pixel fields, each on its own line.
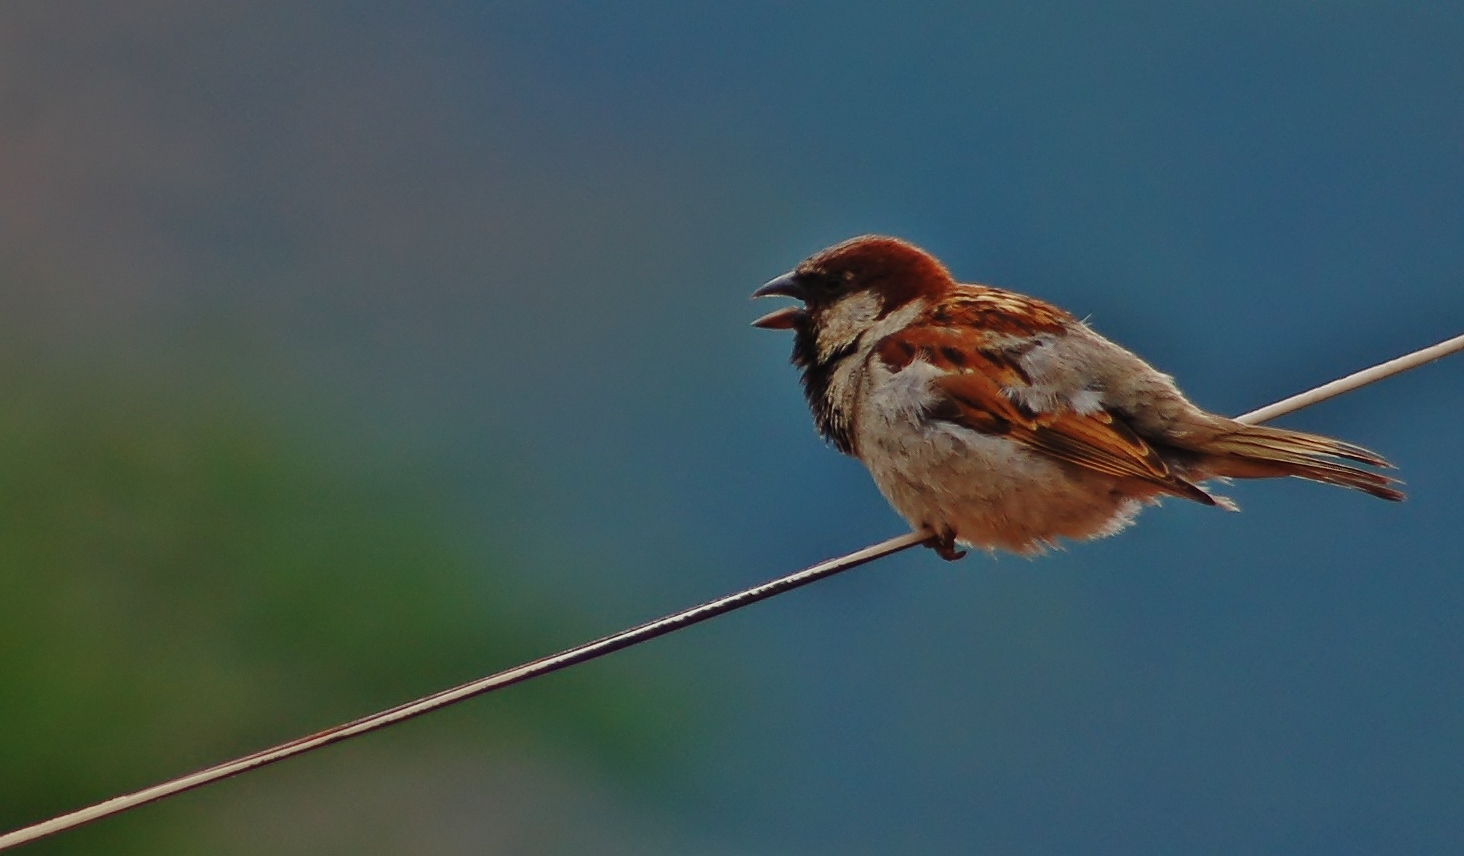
left=874, top=303, right=1218, bottom=506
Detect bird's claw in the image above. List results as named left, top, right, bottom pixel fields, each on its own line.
left=928, top=532, right=967, bottom=562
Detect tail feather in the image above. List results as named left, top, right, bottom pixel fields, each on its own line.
left=1217, top=424, right=1393, bottom=468
left=1198, top=424, right=1404, bottom=502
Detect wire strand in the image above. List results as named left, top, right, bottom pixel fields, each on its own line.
left=1235, top=332, right=1464, bottom=425
left=2, top=331, right=1461, bottom=851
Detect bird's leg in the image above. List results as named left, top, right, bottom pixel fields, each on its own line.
left=927, top=529, right=967, bottom=562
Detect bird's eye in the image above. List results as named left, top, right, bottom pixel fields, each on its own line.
left=811, top=274, right=844, bottom=297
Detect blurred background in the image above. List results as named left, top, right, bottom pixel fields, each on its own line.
left=1, top=2, right=1461, bottom=853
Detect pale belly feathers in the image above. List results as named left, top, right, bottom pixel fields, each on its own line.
left=850, top=356, right=1146, bottom=554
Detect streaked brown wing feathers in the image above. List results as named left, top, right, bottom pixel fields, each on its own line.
left=876, top=324, right=1217, bottom=505
left=925, top=287, right=1073, bottom=336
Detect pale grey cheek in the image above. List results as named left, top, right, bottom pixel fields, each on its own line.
left=815, top=293, right=882, bottom=362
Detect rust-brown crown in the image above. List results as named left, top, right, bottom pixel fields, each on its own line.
left=798, top=235, right=954, bottom=298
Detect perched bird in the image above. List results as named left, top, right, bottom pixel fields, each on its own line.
left=752, top=235, right=1402, bottom=559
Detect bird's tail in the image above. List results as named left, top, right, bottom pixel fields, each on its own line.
left=1197, top=423, right=1404, bottom=501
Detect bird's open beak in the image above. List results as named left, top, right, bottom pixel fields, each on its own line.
left=751, top=272, right=808, bottom=329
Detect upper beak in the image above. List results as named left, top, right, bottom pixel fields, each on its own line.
left=751, top=271, right=808, bottom=330
left=751, top=271, right=808, bottom=301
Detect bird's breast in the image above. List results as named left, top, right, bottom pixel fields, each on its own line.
left=851, top=356, right=1148, bottom=553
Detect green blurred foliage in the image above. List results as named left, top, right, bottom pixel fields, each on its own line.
left=0, top=360, right=674, bottom=853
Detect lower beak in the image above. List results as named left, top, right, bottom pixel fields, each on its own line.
left=751, top=306, right=806, bottom=329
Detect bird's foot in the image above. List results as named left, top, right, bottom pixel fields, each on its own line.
left=928, top=531, right=967, bottom=562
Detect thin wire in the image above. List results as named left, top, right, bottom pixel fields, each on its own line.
left=2, top=331, right=1461, bottom=852
left=1236, top=332, right=1464, bottom=425
left=0, top=531, right=934, bottom=850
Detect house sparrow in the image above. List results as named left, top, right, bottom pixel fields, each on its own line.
left=753, top=235, right=1403, bottom=559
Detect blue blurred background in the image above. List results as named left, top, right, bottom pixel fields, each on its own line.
left=1, top=2, right=1461, bottom=853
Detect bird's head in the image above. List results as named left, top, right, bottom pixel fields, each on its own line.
left=752, top=235, right=954, bottom=366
